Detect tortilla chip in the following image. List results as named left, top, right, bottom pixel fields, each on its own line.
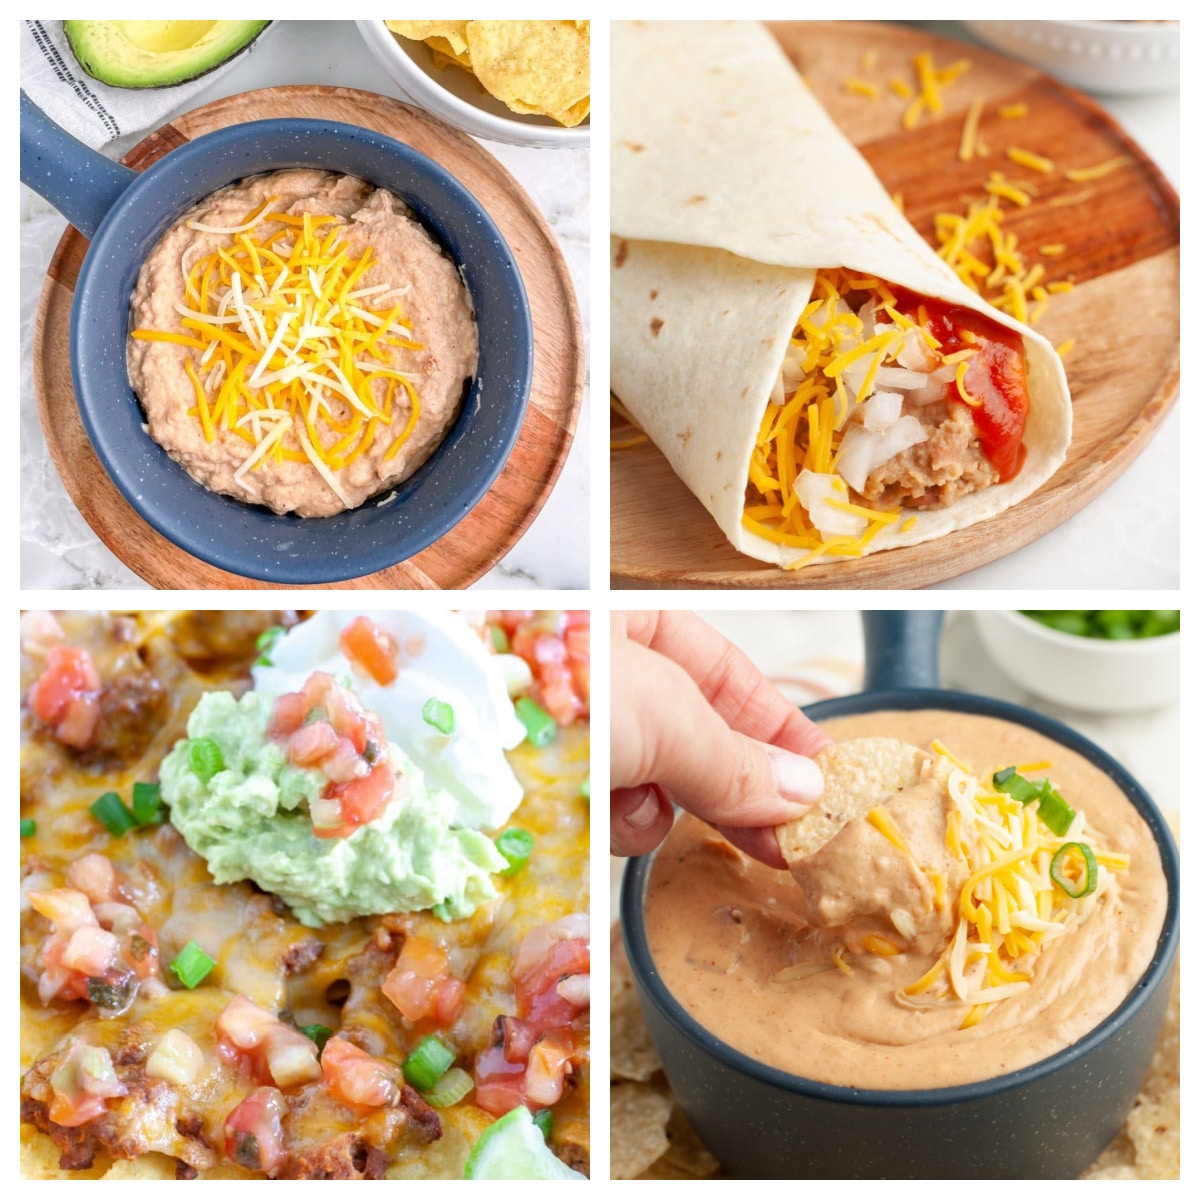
left=776, top=738, right=932, bottom=865
left=466, top=20, right=589, bottom=121
left=424, top=36, right=472, bottom=70
left=611, top=1081, right=672, bottom=1179
left=611, top=972, right=662, bottom=1082
left=102, top=1154, right=176, bottom=1180
left=551, top=96, right=591, bottom=129
left=385, top=21, right=470, bottom=57
left=662, top=1104, right=722, bottom=1176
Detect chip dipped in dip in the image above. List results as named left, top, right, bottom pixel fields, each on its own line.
left=643, top=710, right=1168, bottom=1090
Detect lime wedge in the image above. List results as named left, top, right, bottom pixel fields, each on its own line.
left=463, top=1106, right=586, bottom=1180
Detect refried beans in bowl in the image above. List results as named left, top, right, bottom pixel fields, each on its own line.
left=127, top=168, right=477, bottom=517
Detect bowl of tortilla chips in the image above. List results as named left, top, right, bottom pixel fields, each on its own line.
left=357, top=20, right=589, bottom=148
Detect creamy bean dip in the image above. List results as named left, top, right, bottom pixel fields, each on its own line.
left=644, top=710, right=1167, bottom=1090
left=128, top=169, right=478, bottom=517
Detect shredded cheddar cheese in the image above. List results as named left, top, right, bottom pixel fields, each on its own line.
left=1064, top=155, right=1132, bottom=182
left=845, top=78, right=880, bottom=100
left=958, top=96, right=985, bottom=163
left=895, top=745, right=1127, bottom=1028
left=131, top=197, right=424, bottom=507
left=997, top=103, right=1028, bottom=119
left=1006, top=146, right=1054, bottom=174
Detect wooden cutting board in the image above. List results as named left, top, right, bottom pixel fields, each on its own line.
left=35, top=85, right=584, bottom=590
left=610, top=21, right=1179, bottom=590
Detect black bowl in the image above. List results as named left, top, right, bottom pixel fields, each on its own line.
left=21, top=96, right=533, bottom=584
left=620, top=611, right=1180, bottom=1179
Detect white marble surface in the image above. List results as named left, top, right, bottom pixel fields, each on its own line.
left=611, top=608, right=1179, bottom=921
left=20, top=19, right=589, bottom=591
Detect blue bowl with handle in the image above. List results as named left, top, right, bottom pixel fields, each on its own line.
left=621, top=610, right=1179, bottom=1179
left=20, top=93, right=533, bottom=584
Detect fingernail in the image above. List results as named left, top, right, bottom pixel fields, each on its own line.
left=765, top=747, right=824, bottom=805
left=625, top=786, right=661, bottom=829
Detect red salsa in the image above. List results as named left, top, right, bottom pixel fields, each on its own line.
left=895, top=290, right=1030, bottom=482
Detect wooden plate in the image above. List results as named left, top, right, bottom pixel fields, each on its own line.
left=610, top=21, right=1179, bottom=590
left=35, top=85, right=584, bottom=590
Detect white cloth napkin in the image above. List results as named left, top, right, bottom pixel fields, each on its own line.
left=21, top=19, right=266, bottom=150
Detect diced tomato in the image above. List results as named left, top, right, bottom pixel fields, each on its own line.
left=28, top=645, right=102, bottom=749
left=516, top=938, right=591, bottom=1030
left=315, top=763, right=393, bottom=839
left=269, top=691, right=310, bottom=738
left=225, top=1087, right=288, bottom=1174
left=216, top=995, right=321, bottom=1087
left=286, top=721, right=340, bottom=766
left=382, top=935, right=460, bottom=1026
left=269, top=673, right=393, bottom=840
left=340, top=616, right=399, bottom=686
left=60, top=926, right=120, bottom=975
left=487, top=611, right=590, bottom=725
left=28, top=888, right=99, bottom=931
left=524, top=1030, right=575, bottom=1106
left=320, top=1037, right=400, bottom=1109
left=48, top=1042, right=127, bottom=1127
left=65, top=854, right=116, bottom=905
left=496, top=1015, right=540, bottom=1065
left=473, top=1043, right=529, bottom=1117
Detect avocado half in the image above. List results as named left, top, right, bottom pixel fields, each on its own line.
left=63, top=20, right=271, bottom=89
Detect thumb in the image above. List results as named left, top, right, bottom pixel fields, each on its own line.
left=612, top=639, right=824, bottom=830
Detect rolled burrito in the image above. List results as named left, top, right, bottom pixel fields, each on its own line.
left=611, top=21, right=1071, bottom=568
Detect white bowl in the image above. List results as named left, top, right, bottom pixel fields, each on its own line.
left=975, top=611, right=1179, bottom=714
left=355, top=21, right=589, bottom=149
left=963, top=20, right=1179, bottom=96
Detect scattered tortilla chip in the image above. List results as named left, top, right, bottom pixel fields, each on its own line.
left=611, top=1081, right=672, bottom=1179
left=611, top=972, right=662, bottom=1082
left=776, top=738, right=931, bottom=865
left=663, top=1105, right=722, bottom=1176
left=101, top=1155, right=176, bottom=1180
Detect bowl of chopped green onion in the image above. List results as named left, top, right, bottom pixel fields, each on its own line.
left=976, top=610, right=1179, bottom=713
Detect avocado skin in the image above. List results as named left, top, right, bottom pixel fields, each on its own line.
left=63, top=20, right=271, bottom=89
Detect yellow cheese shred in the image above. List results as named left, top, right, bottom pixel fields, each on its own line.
left=897, top=745, right=1128, bottom=1028
left=131, top=196, right=424, bottom=504
left=1064, top=155, right=1132, bottom=182
left=1006, top=146, right=1054, bottom=173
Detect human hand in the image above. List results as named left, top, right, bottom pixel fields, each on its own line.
left=611, top=611, right=831, bottom=867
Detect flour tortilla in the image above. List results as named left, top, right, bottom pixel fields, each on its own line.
left=611, top=21, right=1072, bottom=568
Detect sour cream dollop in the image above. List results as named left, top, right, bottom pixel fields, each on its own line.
left=253, top=612, right=526, bottom=830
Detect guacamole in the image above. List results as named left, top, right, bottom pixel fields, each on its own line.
left=160, top=690, right=505, bottom=927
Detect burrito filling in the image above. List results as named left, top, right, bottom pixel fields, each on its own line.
left=743, top=269, right=1030, bottom=562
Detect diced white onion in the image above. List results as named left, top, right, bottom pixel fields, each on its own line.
left=795, top=471, right=866, bottom=540
left=836, top=417, right=927, bottom=494
left=861, top=391, right=903, bottom=432
left=147, top=1029, right=205, bottom=1086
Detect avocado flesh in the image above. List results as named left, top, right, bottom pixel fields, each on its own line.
left=63, top=20, right=270, bottom=89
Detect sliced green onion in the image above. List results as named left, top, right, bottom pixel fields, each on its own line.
left=515, top=697, right=557, bottom=747
left=496, top=828, right=535, bottom=876
left=91, top=792, right=139, bottom=837
left=489, top=626, right=510, bottom=654
left=170, top=940, right=215, bottom=989
left=188, top=737, right=225, bottom=784
left=1034, top=782, right=1075, bottom=837
left=992, top=768, right=1039, bottom=805
left=424, top=1066, right=475, bottom=1108
left=531, top=1108, right=554, bottom=1139
left=131, top=781, right=163, bottom=825
left=403, top=1035, right=455, bottom=1091
left=20, top=818, right=36, bottom=839
left=300, top=1024, right=333, bottom=1053
left=422, top=697, right=456, bottom=736
left=255, top=624, right=285, bottom=666
left=1050, top=842, right=1098, bottom=898
left=579, top=775, right=590, bottom=801
left=993, top=769, right=1075, bottom=835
